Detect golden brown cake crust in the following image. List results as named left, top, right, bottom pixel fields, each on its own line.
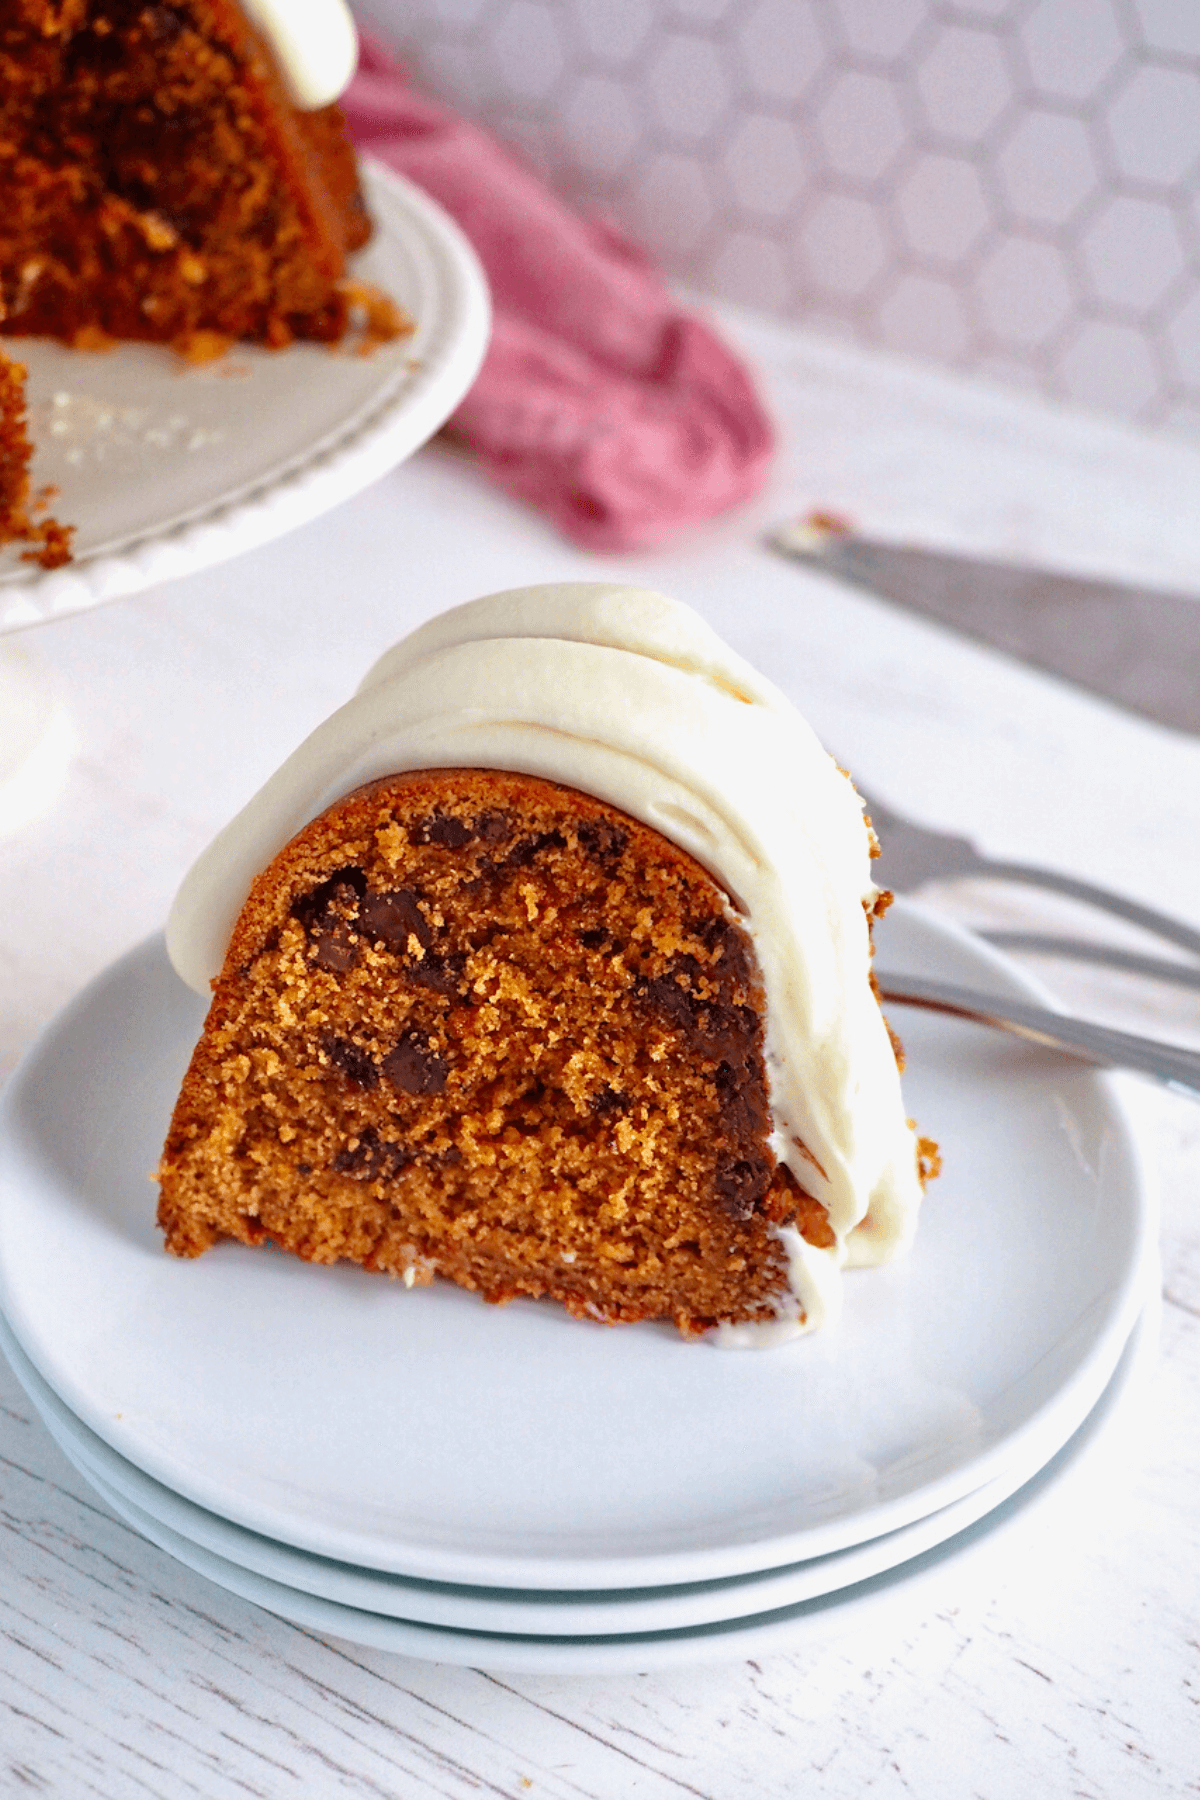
left=0, top=0, right=374, bottom=350
left=158, top=769, right=836, bottom=1337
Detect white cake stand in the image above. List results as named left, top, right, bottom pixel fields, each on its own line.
left=0, top=160, right=491, bottom=823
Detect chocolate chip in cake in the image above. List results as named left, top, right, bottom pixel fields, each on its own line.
left=409, top=949, right=469, bottom=1000
left=292, top=865, right=366, bottom=927
left=319, top=1030, right=379, bottom=1090
left=636, top=960, right=766, bottom=1117
left=698, top=915, right=754, bottom=993
left=293, top=866, right=366, bottom=971
left=673, top=953, right=706, bottom=991
left=382, top=1030, right=448, bottom=1096
left=635, top=970, right=702, bottom=1035
left=701, top=1001, right=760, bottom=1065
left=360, top=887, right=432, bottom=951
left=577, top=819, right=627, bottom=866
left=579, top=928, right=608, bottom=951
left=504, top=829, right=567, bottom=869
left=714, top=1058, right=770, bottom=1139
left=414, top=812, right=474, bottom=849
left=311, top=924, right=357, bottom=972
left=332, top=1127, right=412, bottom=1182
left=476, top=811, right=511, bottom=844
left=589, top=1085, right=627, bottom=1115
left=143, top=5, right=184, bottom=41
left=714, top=1153, right=773, bottom=1221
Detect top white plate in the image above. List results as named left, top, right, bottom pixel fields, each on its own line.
left=0, top=902, right=1153, bottom=1590
left=0, top=158, right=490, bottom=634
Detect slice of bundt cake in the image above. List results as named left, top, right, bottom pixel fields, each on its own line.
left=159, top=768, right=842, bottom=1336
left=0, top=0, right=374, bottom=354
left=159, top=584, right=936, bottom=1343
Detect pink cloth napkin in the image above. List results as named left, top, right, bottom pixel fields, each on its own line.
left=342, top=37, right=775, bottom=552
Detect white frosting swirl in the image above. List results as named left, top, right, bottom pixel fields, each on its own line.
left=166, top=584, right=924, bottom=1341
left=240, top=0, right=358, bottom=110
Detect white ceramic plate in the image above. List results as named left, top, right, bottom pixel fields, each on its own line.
left=0, top=901, right=1155, bottom=1589
left=32, top=1299, right=1159, bottom=1673
left=0, top=159, right=490, bottom=632
left=0, top=1293, right=1138, bottom=1635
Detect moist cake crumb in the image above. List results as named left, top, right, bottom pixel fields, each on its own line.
left=158, top=769, right=838, bottom=1337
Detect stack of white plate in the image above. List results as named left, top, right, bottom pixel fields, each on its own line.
left=0, top=903, right=1157, bottom=1674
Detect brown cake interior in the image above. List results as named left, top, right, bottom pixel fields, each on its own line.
left=158, top=769, right=838, bottom=1337
left=0, top=342, right=72, bottom=565
left=0, top=349, right=32, bottom=539
left=0, top=0, right=375, bottom=352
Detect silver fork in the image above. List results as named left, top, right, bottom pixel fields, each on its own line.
left=858, top=784, right=1200, bottom=964
left=876, top=972, right=1200, bottom=1098
left=861, top=783, right=1200, bottom=1093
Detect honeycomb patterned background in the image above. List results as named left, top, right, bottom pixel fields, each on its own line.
left=355, top=0, right=1200, bottom=443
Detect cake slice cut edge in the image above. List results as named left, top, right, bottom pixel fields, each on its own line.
left=157, top=769, right=850, bottom=1339
left=0, top=340, right=73, bottom=567
left=158, top=582, right=937, bottom=1344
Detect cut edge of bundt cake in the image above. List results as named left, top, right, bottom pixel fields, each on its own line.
left=157, top=770, right=847, bottom=1340
left=0, top=338, right=73, bottom=567
left=161, top=582, right=937, bottom=1344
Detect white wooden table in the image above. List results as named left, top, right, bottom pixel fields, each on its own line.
left=2, top=312, right=1198, bottom=1798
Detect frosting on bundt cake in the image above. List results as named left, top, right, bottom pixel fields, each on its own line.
left=162, top=586, right=931, bottom=1344
left=239, top=0, right=358, bottom=109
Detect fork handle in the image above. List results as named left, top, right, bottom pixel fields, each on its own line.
left=878, top=972, right=1200, bottom=1097
left=976, top=860, right=1200, bottom=959
left=981, top=932, right=1200, bottom=991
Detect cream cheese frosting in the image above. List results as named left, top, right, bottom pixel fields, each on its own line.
left=167, top=583, right=924, bottom=1341
left=240, top=0, right=358, bottom=111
